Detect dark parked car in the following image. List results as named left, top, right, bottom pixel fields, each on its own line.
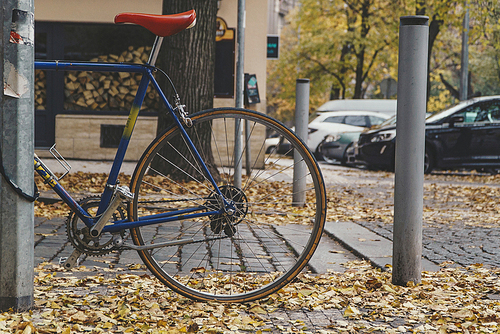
left=317, top=131, right=361, bottom=165
left=356, top=96, right=500, bottom=173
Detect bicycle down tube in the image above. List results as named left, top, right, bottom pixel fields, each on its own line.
left=34, top=60, right=226, bottom=230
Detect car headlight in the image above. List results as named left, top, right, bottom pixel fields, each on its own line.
left=370, top=130, right=396, bottom=143
left=308, top=128, right=318, bottom=134
left=324, top=134, right=342, bottom=142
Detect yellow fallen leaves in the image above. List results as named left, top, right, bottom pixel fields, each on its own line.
left=1, top=261, right=498, bottom=333
left=343, top=305, right=360, bottom=317
left=326, top=171, right=500, bottom=228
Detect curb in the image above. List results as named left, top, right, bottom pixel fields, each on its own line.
left=324, top=221, right=441, bottom=272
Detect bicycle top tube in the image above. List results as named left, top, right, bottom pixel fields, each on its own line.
left=114, top=10, right=196, bottom=37
left=34, top=60, right=150, bottom=73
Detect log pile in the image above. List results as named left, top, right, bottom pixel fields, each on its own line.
left=35, top=70, right=46, bottom=110
left=34, top=46, right=161, bottom=112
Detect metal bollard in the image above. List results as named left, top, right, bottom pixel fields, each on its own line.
left=392, top=16, right=429, bottom=286
left=293, top=79, right=309, bottom=206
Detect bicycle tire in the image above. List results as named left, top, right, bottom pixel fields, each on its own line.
left=128, top=108, right=326, bottom=302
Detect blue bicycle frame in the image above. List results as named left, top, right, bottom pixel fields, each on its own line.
left=34, top=57, right=226, bottom=233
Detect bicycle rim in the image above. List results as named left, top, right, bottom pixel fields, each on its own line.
left=129, top=108, right=326, bottom=302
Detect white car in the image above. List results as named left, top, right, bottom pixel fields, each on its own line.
left=264, top=134, right=280, bottom=154
left=307, top=110, right=393, bottom=159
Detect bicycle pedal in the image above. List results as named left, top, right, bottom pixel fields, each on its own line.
left=60, top=249, right=82, bottom=269
left=49, top=144, right=71, bottom=181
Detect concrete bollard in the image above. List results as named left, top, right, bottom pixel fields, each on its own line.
left=293, top=79, right=309, bottom=206
left=392, top=16, right=429, bottom=286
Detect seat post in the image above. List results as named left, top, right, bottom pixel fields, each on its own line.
left=148, top=36, right=164, bottom=66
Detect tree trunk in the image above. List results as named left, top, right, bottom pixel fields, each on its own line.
left=155, top=0, right=220, bottom=182
left=427, top=16, right=443, bottom=103
left=354, top=48, right=365, bottom=99
left=415, top=2, right=443, bottom=105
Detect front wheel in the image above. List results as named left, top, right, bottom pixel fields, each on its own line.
left=128, top=108, right=327, bottom=303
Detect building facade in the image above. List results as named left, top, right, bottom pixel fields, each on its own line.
left=34, top=0, right=268, bottom=160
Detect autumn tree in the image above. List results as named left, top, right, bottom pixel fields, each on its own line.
left=458, top=1, right=500, bottom=97
left=267, top=0, right=404, bottom=122
left=155, top=0, right=220, bottom=181
left=417, top=0, right=500, bottom=110
left=414, top=0, right=467, bottom=106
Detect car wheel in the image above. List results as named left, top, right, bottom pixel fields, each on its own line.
left=341, top=143, right=354, bottom=166
left=424, top=147, right=434, bottom=174
left=313, top=150, right=325, bottom=161
left=322, top=154, right=337, bottom=164
left=266, top=145, right=276, bottom=154
left=316, top=141, right=336, bottom=164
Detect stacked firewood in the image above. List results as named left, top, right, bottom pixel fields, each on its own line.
left=35, top=70, right=46, bottom=110
left=34, top=46, right=161, bottom=112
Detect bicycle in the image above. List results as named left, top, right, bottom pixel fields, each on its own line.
left=30, top=10, right=326, bottom=303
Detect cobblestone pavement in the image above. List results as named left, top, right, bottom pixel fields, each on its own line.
left=38, top=158, right=500, bottom=270
left=317, top=163, right=500, bottom=269
left=35, top=216, right=144, bottom=270
left=356, top=219, right=500, bottom=268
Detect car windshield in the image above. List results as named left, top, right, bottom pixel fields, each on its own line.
left=367, top=100, right=480, bottom=128
left=425, top=99, right=476, bottom=123
left=372, top=115, right=396, bottom=129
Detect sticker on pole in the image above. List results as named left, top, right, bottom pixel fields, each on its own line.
left=4, top=60, right=29, bottom=98
left=9, top=9, right=34, bottom=46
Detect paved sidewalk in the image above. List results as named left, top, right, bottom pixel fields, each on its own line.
left=35, top=158, right=499, bottom=272
left=33, top=216, right=442, bottom=274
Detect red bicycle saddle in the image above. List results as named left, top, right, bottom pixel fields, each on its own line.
left=114, top=10, right=196, bottom=37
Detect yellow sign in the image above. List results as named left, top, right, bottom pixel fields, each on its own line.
left=216, top=17, right=234, bottom=42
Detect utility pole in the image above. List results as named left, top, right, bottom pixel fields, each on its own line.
left=0, top=0, right=35, bottom=311
left=234, top=0, right=245, bottom=188
left=459, top=6, right=469, bottom=101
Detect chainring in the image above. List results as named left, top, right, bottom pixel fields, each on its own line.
left=66, top=195, right=127, bottom=256
left=205, top=185, right=248, bottom=237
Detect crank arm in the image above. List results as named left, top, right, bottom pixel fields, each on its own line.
left=61, top=248, right=82, bottom=269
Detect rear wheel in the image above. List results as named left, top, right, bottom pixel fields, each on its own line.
left=129, top=108, right=326, bottom=302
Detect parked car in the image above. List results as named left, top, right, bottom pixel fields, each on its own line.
left=264, top=133, right=280, bottom=154
left=317, top=131, right=362, bottom=165
left=316, top=112, right=397, bottom=164
left=305, top=110, right=393, bottom=159
left=277, top=110, right=391, bottom=158
left=356, top=96, right=500, bottom=173
left=316, top=99, right=397, bottom=116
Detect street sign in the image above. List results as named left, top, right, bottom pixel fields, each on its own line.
left=267, top=35, right=279, bottom=59
left=244, top=73, right=260, bottom=104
